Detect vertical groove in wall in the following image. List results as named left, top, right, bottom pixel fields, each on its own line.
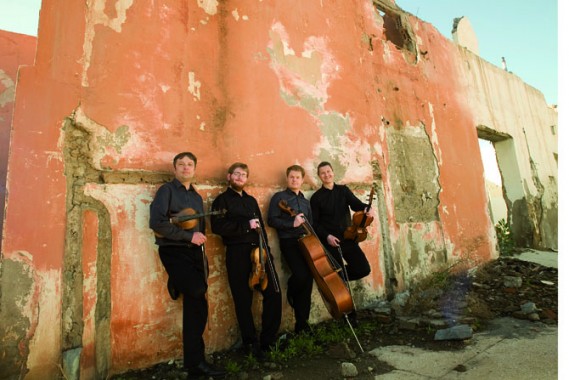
left=61, top=116, right=112, bottom=377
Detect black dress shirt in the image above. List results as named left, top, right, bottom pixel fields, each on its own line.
left=268, top=188, right=313, bottom=239
left=211, top=187, right=268, bottom=246
left=149, top=178, right=205, bottom=246
left=310, top=184, right=367, bottom=241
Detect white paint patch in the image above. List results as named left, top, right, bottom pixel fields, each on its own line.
left=268, top=22, right=339, bottom=104
left=249, top=150, right=275, bottom=157
left=197, top=0, right=219, bottom=15
left=81, top=0, right=135, bottom=87
left=427, top=102, right=443, bottom=165
left=26, top=268, right=62, bottom=376
left=45, top=151, right=64, bottom=167
left=230, top=9, right=249, bottom=21
left=188, top=72, right=202, bottom=100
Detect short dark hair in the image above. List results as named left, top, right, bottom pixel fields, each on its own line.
left=173, top=152, right=197, bottom=167
left=317, top=161, right=333, bottom=174
left=286, top=164, right=305, bottom=177
left=228, top=162, right=249, bottom=175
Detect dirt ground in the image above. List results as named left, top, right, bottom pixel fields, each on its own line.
left=111, top=255, right=557, bottom=379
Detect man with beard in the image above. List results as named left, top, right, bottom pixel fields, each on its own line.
left=211, top=162, right=282, bottom=359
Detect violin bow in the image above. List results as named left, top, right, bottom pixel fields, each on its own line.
left=169, top=208, right=226, bottom=224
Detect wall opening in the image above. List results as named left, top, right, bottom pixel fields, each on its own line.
left=477, top=126, right=534, bottom=247
left=373, top=0, right=417, bottom=61
left=478, top=139, right=506, bottom=224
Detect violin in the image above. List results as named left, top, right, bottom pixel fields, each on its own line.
left=278, top=200, right=353, bottom=319
left=249, top=226, right=269, bottom=291
left=154, top=208, right=226, bottom=237
left=169, top=208, right=226, bottom=230
left=344, top=188, right=375, bottom=243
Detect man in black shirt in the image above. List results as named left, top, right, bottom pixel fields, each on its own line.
left=149, top=152, right=225, bottom=379
left=211, top=162, right=282, bottom=358
left=268, top=165, right=313, bottom=334
left=310, top=161, right=371, bottom=283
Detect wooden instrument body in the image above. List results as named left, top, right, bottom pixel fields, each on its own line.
left=343, top=188, right=375, bottom=242
left=298, top=234, right=353, bottom=319
left=249, top=243, right=269, bottom=291
left=343, top=211, right=373, bottom=242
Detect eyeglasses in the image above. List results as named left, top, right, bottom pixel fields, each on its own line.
left=231, top=171, right=248, bottom=178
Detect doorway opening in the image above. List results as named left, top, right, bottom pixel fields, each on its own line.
left=478, top=139, right=507, bottom=224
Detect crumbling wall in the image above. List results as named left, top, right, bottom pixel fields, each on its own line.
left=0, top=0, right=555, bottom=378
left=455, top=50, right=558, bottom=250
left=0, top=31, right=36, bottom=252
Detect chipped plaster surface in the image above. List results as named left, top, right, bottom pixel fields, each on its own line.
left=0, top=69, right=15, bottom=107
left=386, top=124, right=441, bottom=224
left=188, top=72, right=202, bottom=100
left=81, top=0, right=135, bottom=87
left=268, top=22, right=338, bottom=108
left=197, top=0, right=219, bottom=16
left=25, top=268, right=62, bottom=379
left=73, top=107, right=132, bottom=170
left=267, top=22, right=375, bottom=181
left=0, top=251, right=60, bottom=378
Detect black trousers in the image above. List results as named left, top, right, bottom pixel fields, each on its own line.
left=325, top=239, right=371, bottom=281
left=225, top=244, right=282, bottom=348
left=279, top=238, right=314, bottom=333
left=159, top=245, right=208, bottom=368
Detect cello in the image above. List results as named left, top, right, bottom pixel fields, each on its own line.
left=278, top=200, right=353, bottom=319
left=344, top=187, right=375, bottom=242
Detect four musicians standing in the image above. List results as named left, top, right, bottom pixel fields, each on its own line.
left=150, top=154, right=373, bottom=370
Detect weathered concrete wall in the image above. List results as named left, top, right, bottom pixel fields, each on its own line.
left=457, top=51, right=558, bottom=250
left=0, top=31, right=36, bottom=253
left=0, top=0, right=556, bottom=378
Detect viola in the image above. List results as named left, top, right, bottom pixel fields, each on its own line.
left=278, top=200, right=353, bottom=319
left=249, top=219, right=280, bottom=292
left=343, top=187, right=375, bottom=242
left=249, top=226, right=269, bottom=291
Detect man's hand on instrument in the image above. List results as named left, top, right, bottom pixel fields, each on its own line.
left=366, top=209, right=373, bottom=218
left=191, top=232, right=207, bottom=246
left=249, top=218, right=261, bottom=229
left=293, top=214, right=305, bottom=228
left=327, top=234, right=340, bottom=248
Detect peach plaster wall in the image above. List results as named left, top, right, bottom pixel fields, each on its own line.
left=1, top=0, right=541, bottom=378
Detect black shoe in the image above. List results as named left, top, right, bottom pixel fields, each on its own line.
left=294, top=321, right=311, bottom=335
left=186, top=361, right=226, bottom=379
left=167, top=277, right=180, bottom=300
left=241, top=342, right=260, bottom=357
